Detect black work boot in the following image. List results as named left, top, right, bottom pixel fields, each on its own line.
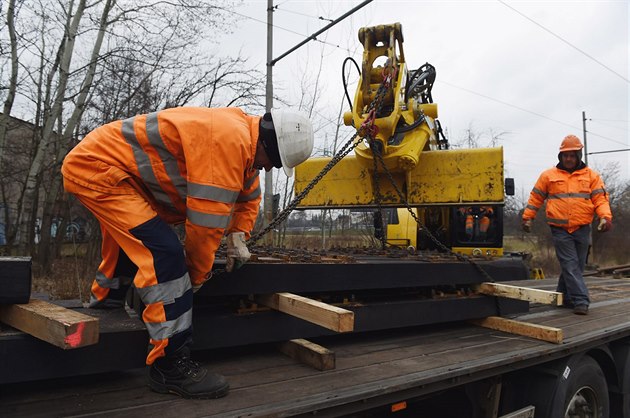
left=573, top=304, right=589, bottom=315
left=148, top=347, right=229, bottom=399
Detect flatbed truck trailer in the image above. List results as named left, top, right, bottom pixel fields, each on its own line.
left=2, top=275, right=630, bottom=418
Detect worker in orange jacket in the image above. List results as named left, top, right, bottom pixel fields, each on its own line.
left=61, top=107, right=314, bottom=399
left=522, top=135, right=612, bottom=316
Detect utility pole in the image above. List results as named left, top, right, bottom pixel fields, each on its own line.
left=582, top=110, right=588, bottom=166
left=264, top=0, right=274, bottom=245
left=582, top=110, right=595, bottom=263
left=263, top=0, right=374, bottom=245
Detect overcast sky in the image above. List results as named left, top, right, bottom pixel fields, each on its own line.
left=222, top=0, right=629, bottom=196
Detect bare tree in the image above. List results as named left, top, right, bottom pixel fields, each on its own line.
left=0, top=0, right=271, bottom=268
left=0, top=0, right=19, bottom=176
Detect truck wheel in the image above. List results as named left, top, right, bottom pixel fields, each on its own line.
left=503, top=355, right=610, bottom=418
left=556, top=356, right=609, bottom=418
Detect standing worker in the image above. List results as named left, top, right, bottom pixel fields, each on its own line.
left=522, top=134, right=612, bottom=315
left=61, top=107, right=314, bottom=399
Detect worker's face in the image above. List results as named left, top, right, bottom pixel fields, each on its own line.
left=560, top=151, right=578, bottom=170
left=254, top=140, right=275, bottom=172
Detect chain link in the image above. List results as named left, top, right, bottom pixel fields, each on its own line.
left=371, top=148, right=503, bottom=315
left=222, top=61, right=503, bottom=317
left=248, top=134, right=362, bottom=246
left=249, top=62, right=394, bottom=247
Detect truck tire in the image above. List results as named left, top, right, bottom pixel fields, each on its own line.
left=560, top=356, right=609, bottom=417
left=542, top=355, right=609, bottom=418
left=502, top=354, right=609, bottom=418
left=611, top=341, right=630, bottom=418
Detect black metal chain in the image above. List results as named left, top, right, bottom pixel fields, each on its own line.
left=248, top=134, right=362, bottom=246
left=248, top=63, right=396, bottom=247
left=370, top=141, right=387, bottom=250
left=371, top=150, right=503, bottom=315
left=219, top=61, right=504, bottom=318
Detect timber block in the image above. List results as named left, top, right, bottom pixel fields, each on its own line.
left=0, top=299, right=99, bottom=349
left=278, top=339, right=335, bottom=370
left=0, top=256, right=32, bottom=304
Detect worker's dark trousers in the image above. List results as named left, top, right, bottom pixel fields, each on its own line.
left=551, top=225, right=590, bottom=307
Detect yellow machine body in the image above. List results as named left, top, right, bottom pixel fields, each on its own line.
left=295, top=147, right=505, bottom=207
left=294, top=22, right=508, bottom=254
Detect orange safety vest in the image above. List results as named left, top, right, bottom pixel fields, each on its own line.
left=62, top=107, right=262, bottom=283
left=523, top=165, right=612, bottom=233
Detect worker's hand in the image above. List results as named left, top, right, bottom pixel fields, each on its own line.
left=522, top=219, right=532, bottom=233
left=226, top=232, right=251, bottom=272
left=597, top=218, right=612, bottom=233
left=192, top=272, right=213, bottom=293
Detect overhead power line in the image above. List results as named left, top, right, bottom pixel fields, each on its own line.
left=498, top=0, right=629, bottom=84
left=274, top=5, right=334, bottom=22
left=224, top=8, right=345, bottom=51
left=590, top=118, right=629, bottom=123
left=439, top=79, right=578, bottom=129
left=440, top=80, right=628, bottom=147
left=588, top=148, right=630, bottom=155
left=589, top=120, right=630, bottom=133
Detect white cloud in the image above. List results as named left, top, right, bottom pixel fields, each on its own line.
left=227, top=0, right=629, bottom=190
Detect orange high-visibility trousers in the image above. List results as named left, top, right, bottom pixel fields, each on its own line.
left=465, top=214, right=474, bottom=238
left=64, top=178, right=193, bottom=365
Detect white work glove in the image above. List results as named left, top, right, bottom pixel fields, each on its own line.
left=597, top=218, right=612, bottom=233
left=226, top=232, right=251, bottom=272
left=192, top=271, right=213, bottom=293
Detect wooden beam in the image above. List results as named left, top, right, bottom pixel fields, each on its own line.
left=255, top=292, right=354, bottom=332
left=278, top=338, right=335, bottom=371
left=470, top=316, right=563, bottom=344
left=474, top=282, right=563, bottom=306
left=0, top=299, right=99, bottom=349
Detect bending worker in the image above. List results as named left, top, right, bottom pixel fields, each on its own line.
left=522, top=134, right=612, bottom=316
left=61, top=107, right=314, bottom=399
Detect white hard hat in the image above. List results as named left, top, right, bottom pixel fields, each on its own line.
left=271, top=109, right=314, bottom=177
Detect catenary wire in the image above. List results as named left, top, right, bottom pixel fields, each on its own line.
left=439, top=80, right=628, bottom=147
left=221, top=8, right=347, bottom=51
left=498, top=0, right=629, bottom=84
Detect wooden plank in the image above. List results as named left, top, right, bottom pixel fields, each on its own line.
left=278, top=338, right=335, bottom=371
left=474, top=282, right=563, bottom=306
left=470, top=316, right=563, bottom=343
left=255, top=292, right=354, bottom=332
left=0, top=299, right=99, bottom=349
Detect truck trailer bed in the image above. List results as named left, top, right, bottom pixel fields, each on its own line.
left=3, top=276, right=630, bottom=417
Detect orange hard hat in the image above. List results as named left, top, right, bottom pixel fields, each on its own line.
left=559, top=135, right=583, bottom=152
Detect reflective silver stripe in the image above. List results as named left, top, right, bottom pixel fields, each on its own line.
left=146, top=112, right=187, bottom=202
left=591, top=188, right=605, bottom=196
left=237, top=185, right=261, bottom=202
left=121, top=117, right=176, bottom=211
left=188, top=182, right=239, bottom=203
left=145, top=309, right=192, bottom=340
left=134, top=273, right=192, bottom=304
left=187, top=208, right=230, bottom=228
left=549, top=193, right=591, bottom=199
left=532, top=187, right=547, bottom=198
left=526, top=204, right=539, bottom=212
left=547, top=218, right=569, bottom=224
left=244, top=171, right=259, bottom=189
left=94, top=271, right=119, bottom=289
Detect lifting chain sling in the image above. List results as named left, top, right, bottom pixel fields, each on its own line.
left=218, top=63, right=503, bottom=316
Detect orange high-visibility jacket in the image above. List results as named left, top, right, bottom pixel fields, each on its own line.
left=523, top=165, right=612, bottom=233
left=62, top=107, right=262, bottom=284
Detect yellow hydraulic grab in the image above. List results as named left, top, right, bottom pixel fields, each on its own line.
left=294, top=22, right=509, bottom=255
